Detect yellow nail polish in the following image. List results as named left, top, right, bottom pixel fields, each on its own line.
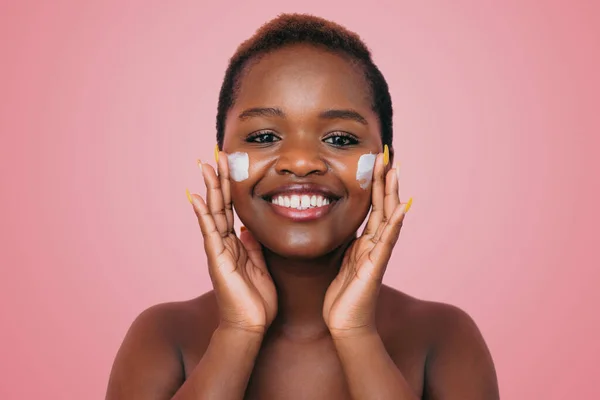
left=197, top=159, right=203, bottom=172
left=186, top=188, right=193, bottom=204
left=383, top=144, right=389, bottom=166
left=403, top=197, right=413, bottom=213
left=214, top=144, right=219, bottom=163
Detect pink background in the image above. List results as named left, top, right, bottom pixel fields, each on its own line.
left=1, top=1, right=598, bottom=398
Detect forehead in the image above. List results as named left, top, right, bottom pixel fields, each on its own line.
left=232, top=44, right=373, bottom=114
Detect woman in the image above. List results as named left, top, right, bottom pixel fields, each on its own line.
left=106, top=13, right=499, bottom=399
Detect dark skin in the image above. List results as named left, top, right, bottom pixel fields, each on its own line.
left=106, top=44, right=499, bottom=399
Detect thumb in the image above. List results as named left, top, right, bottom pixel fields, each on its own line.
left=239, top=226, right=266, bottom=268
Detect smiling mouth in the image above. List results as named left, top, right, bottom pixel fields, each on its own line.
left=268, top=193, right=333, bottom=210
left=262, top=192, right=338, bottom=222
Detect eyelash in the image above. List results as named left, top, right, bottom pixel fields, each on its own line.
left=245, top=131, right=359, bottom=147
left=246, top=130, right=281, bottom=144
left=323, top=132, right=359, bottom=147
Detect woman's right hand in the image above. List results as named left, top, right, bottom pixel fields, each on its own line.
left=187, top=150, right=277, bottom=334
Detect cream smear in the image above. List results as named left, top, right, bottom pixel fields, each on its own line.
left=227, top=152, right=249, bottom=182
left=356, top=153, right=376, bottom=189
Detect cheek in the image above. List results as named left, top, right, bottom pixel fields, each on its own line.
left=228, top=152, right=270, bottom=213
left=227, top=152, right=249, bottom=182
left=355, top=153, right=376, bottom=189
left=329, top=153, right=377, bottom=191
left=226, top=152, right=250, bottom=219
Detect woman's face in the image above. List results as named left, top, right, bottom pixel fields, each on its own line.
left=222, top=44, right=387, bottom=259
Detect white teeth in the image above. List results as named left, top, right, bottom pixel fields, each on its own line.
left=270, top=194, right=332, bottom=210
left=290, top=195, right=300, bottom=208
left=301, top=195, right=311, bottom=209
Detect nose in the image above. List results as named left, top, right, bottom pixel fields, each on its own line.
left=274, top=138, right=328, bottom=177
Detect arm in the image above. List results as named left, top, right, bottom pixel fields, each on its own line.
left=423, top=305, right=499, bottom=400
left=324, top=152, right=417, bottom=399
left=108, top=152, right=278, bottom=399
left=332, top=331, right=419, bottom=400
left=105, top=305, right=265, bottom=400
left=171, top=326, right=263, bottom=400
left=105, top=304, right=184, bottom=400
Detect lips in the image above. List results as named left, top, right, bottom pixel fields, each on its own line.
left=260, top=183, right=341, bottom=222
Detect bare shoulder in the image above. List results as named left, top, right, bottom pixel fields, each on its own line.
left=378, top=285, right=486, bottom=342
left=120, top=291, right=220, bottom=348
left=137, top=291, right=219, bottom=340
left=106, top=291, right=219, bottom=399
left=378, top=286, right=499, bottom=399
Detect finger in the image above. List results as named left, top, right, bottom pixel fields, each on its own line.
left=188, top=192, right=226, bottom=268
left=216, top=152, right=234, bottom=233
left=362, top=153, right=386, bottom=237
left=239, top=227, right=266, bottom=272
left=202, top=161, right=229, bottom=237
left=375, top=164, right=401, bottom=241
left=384, top=164, right=401, bottom=220
left=369, top=205, right=405, bottom=272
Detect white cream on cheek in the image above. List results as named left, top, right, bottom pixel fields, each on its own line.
left=356, top=153, right=376, bottom=189
left=227, top=152, right=249, bottom=182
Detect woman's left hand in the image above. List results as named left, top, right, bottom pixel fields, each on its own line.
left=323, top=151, right=412, bottom=338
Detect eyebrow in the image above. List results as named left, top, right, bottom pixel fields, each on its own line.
left=238, top=107, right=285, bottom=120
left=319, top=109, right=368, bottom=125
left=237, top=107, right=368, bottom=125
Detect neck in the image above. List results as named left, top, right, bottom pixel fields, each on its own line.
left=264, top=238, right=353, bottom=340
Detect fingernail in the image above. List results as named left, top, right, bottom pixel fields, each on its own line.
left=197, top=159, right=203, bottom=172
left=240, top=226, right=247, bottom=233
left=394, top=162, right=401, bottom=181
left=383, top=144, right=389, bottom=166
left=403, top=197, right=413, bottom=214
left=186, top=188, right=193, bottom=204
left=214, top=144, right=219, bottom=163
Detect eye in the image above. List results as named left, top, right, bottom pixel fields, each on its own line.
left=323, top=132, right=359, bottom=147
left=246, top=130, right=281, bottom=144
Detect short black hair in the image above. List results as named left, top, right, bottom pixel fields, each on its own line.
left=216, top=13, right=393, bottom=150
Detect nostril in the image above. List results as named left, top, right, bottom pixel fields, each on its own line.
left=274, top=154, right=328, bottom=177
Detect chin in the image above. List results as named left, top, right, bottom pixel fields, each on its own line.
left=268, top=243, right=333, bottom=260
left=259, top=231, right=349, bottom=261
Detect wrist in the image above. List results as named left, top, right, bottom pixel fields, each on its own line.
left=331, top=328, right=386, bottom=363
left=329, top=325, right=379, bottom=341
left=209, top=323, right=265, bottom=358
left=216, top=321, right=267, bottom=338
